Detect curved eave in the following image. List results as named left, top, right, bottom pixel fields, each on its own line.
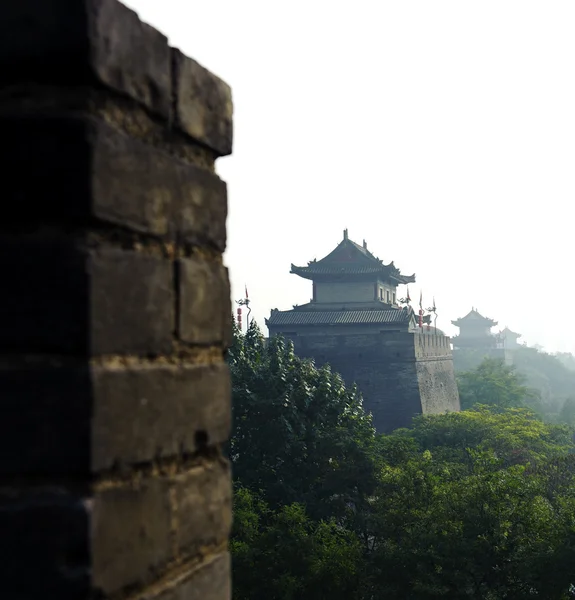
left=290, top=265, right=316, bottom=281
left=291, top=264, right=415, bottom=283
left=452, top=318, right=498, bottom=327
left=391, top=273, right=416, bottom=285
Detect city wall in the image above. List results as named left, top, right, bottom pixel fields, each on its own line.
left=293, top=331, right=460, bottom=433
left=0, top=1, right=233, bottom=598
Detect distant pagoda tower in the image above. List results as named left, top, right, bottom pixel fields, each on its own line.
left=266, top=230, right=460, bottom=433
left=451, top=309, right=520, bottom=369
left=267, top=228, right=420, bottom=334
left=451, top=308, right=498, bottom=351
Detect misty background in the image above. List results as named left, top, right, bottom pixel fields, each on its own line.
left=124, top=0, right=575, bottom=353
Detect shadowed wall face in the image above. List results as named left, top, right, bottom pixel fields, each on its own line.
left=292, top=332, right=460, bottom=433
left=0, top=1, right=233, bottom=598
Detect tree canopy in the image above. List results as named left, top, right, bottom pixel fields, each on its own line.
left=228, top=324, right=575, bottom=599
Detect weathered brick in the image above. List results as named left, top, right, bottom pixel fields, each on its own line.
left=176, top=167, right=228, bottom=252
left=89, top=249, right=173, bottom=355
left=0, top=361, right=231, bottom=476
left=92, top=363, right=232, bottom=471
left=0, top=487, right=90, bottom=599
left=178, top=258, right=231, bottom=346
left=2, top=116, right=228, bottom=250
left=142, top=553, right=231, bottom=600
left=0, top=240, right=173, bottom=355
left=1, top=3, right=234, bottom=597
left=172, top=50, right=233, bottom=156
left=173, top=460, right=232, bottom=559
left=0, top=0, right=171, bottom=117
left=92, top=479, right=172, bottom=595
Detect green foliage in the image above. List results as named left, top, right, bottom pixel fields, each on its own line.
left=231, top=485, right=363, bottom=600
left=455, top=347, right=575, bottom=423
left=365, top=411, right=575, bottom=598
left=228, top=321, right=378, bottom=524
left=554, top=352, right=575, bottom=372
left=560, top=397, right=575, bottom=426
left=457, top=357, right=537, bottom=411
left=512, top=347, right=575, bottom=421
left=402, top=404, right=573, bottom=470
left=230, top=325, right=575, bottom=599
left=369, top=456, right=575, bottom=598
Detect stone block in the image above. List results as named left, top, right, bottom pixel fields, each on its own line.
left=92, top=479, right=172, bottom=594
left=172, top=50, right=233, bottom=156
left=2, top=116, right=228, bottom=250
left=92, top=362, right=232, bottom=471
left=142, top=553, right=231, bottom=600
left=173, top=460, right=232, bottom=558
left=0, top=361, right=231, bottom=476
left=177, top=166, right=228, bottom=252
left=0, top=240, right=173, bottom=356
left=0, top=0, right=171, bottom=117
left=178, top=258, right=231, bottom=346
left=89, top=248, right=174, bottom=355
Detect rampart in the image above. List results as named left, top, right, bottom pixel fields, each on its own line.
left=0, top=1, right=233, bottom=598
left=292, top=331, right=460, bottom=433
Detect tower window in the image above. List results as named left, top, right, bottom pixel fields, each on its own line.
left=386, top=290, right=390, bottom=303
left=393, top=292, right=396, bottom=304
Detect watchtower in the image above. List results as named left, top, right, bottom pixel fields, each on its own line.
left=266, top=230, right=460, bottom=433
left=451, top=309, right=519, bottom=368
left=451, top=309, right=498, bottom=350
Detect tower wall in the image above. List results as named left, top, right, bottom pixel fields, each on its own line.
left=291, top=331, right=460, bottom=433
left=0, top=1, right=233, bottom=598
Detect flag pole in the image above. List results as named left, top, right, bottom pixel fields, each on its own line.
left=419, top=291, right=423, bottom=329
left=426, top=297, right=438, bottom=334
left=235, top=284, right=251, bottom=332
left=245, top=285, right=251, bottom=328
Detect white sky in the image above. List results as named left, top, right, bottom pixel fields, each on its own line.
left=125, top=0, right=575, bottom=353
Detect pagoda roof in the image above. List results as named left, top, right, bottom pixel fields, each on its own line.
left=266, top=307, right=414, bottom=327
left=451, top=308, right=497, bottom=328
left=291, top=230, right=415, bottom=284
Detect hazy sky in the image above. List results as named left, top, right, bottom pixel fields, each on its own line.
left=125, top=0, right=575, bottom=353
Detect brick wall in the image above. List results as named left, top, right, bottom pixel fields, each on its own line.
left=0, top=1, right=233, bottom=598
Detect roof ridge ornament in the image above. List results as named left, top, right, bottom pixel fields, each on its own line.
left=343, top=228, right=348, bottom=240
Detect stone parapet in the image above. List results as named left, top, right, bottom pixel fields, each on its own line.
left=0, top=1, right=233, bottom=598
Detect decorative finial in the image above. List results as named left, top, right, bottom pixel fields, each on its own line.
left=363, top=239, right=367, bottom=249
left=343, top=228, right=348, bottom=240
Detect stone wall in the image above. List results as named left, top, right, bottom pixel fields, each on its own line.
left=0, top=1, right=233, bottom=598
left=292, top=332, right=460, bottom=433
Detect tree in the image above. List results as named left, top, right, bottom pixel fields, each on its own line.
left=457, top=357, right=537, bottom=411
left=228, top=322, right=378, bottom=526
left=366, top=412, right=575, bottom=598
left=398, top=405, right=573, bottom=470
left=231, top=485, right=364, bottom=600
left=560, top=397, right=575, bottom=426
left=229, top=323, right=575, bottom=599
